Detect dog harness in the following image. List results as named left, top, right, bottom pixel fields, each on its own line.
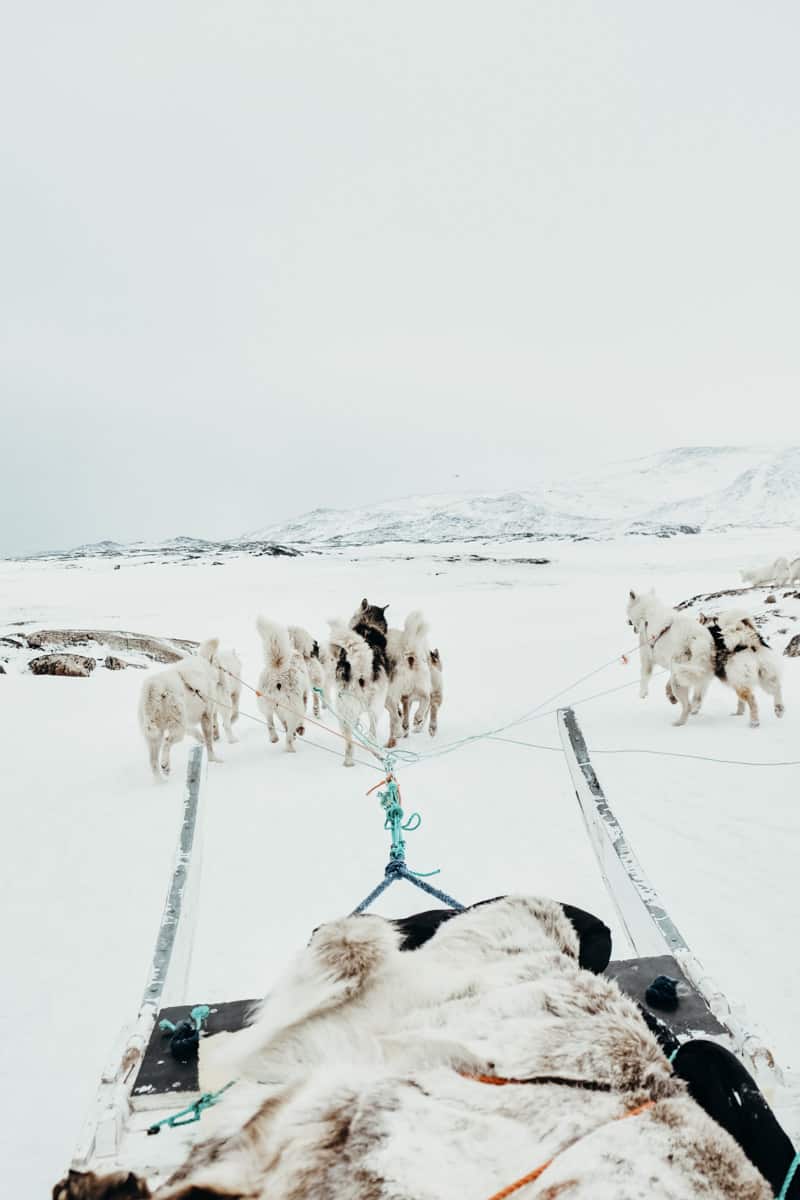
left=647, top=622, right=672, bottom=647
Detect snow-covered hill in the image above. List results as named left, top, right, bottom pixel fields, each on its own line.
left=11, top=446, right=799, bottom=560
left=246, top=445, right=797, bottom=547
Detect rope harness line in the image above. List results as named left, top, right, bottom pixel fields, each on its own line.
left=352, top=774, right=465, bottom=913
left=146, top=1081, right=236, bottom=1136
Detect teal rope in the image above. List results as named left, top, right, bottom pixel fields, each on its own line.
left=779, top=1153, right=800, bottom=1200
left=147, top=1080, right=236, bottom=1135
left=376, top=777, right=439, bottom=877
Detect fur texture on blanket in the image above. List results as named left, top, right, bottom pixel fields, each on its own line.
left=55, top=897, right=770, bottom=1200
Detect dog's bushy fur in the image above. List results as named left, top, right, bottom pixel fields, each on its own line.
left=256, top=618, right=309, bottom=753
left=326, top=621, right=388, bottom=766
left=208, top=645, right=242, bottom=744
left=138, top=639, right=222, bottom=779
left=68, top=897, right=769, bottom=1199
left=699, top=609, right=785, bottom=726
left=386, top=611, right=433, bottom=746
left=741, top=556, right=790, bottom=586
left=427, top=647, right=443, bottom=736
left=288, top=626, right=326, bottom=717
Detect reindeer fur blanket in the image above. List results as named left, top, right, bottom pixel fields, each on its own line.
left=57, top=896, right=769, bottom=1200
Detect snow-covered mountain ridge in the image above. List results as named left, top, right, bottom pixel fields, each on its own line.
left=247, top=446, right=800, bottom=547
left=11, top=446, right=800, bottom=560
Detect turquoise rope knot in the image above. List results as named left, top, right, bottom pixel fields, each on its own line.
left=159, top=1004, right=210, bottom=1035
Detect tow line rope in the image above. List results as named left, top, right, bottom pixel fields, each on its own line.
left=146, top=1080, right=236, bottom=1135
left=351, top=774, right=465, bottom=913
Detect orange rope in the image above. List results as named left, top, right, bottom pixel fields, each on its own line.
left=482, top=1099, right=656, bottom=1200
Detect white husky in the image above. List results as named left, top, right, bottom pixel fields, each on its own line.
left=700, top=609, right=785, bottom=727
left=255, top=618, right=309, bottom=753
left=386, top=611, right=433, bottom=746
left=289, top=625, right=326, bottom=717
left=326, top=621, right=388, bottom=766
left=626, top=590, right=714, bottom=726
left=741, top=556, right=790, bottom=586
left=138, top=638, right=222, bottom=779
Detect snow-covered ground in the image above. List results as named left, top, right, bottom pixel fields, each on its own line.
left=2, top=528, right=799, bottom=1197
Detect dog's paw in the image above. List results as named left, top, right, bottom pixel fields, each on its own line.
left=776, top=704, right=785, bottom=718
left=296, top=724, right=305, bottom=736
left=429, top=726, right=437, bottom=737
left=343, top=759, right=354, bottom=768
left=269, top=733, right=279, bottom=744
left=749, top=719, right=761, bottom=728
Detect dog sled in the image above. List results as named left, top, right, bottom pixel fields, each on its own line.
left=59, top=716, right=799, bottom=1199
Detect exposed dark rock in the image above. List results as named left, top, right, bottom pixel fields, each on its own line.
left=0, top=664, right=6, bottom=674
left=26, top=629, right=197, bottom=663
left=30, top=653, right=96, bottom=677
left=0, top=635, right=25, bottom=648
left=784, top=635, right=800, bottom=657
left=765, top=594, right=777, bottom=604
left=104, top=655, right=127, bottom=670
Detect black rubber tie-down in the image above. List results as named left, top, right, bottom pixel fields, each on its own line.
left=645, top=974, right=680, bottom=1011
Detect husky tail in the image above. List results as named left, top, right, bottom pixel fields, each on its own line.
left=256, top=617, right=292, bottom=672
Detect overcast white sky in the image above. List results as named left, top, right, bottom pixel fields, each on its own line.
left=2, top=3, right=799, bottom=554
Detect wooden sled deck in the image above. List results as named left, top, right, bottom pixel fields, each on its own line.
left=68, top=714, right=792, bottom=1184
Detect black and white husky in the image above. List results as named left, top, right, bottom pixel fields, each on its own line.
left=326, top=620, right=388, bottom=766
left=699, top=610, right=785, bottom=727
left=350, top=599, right=437, bottom=746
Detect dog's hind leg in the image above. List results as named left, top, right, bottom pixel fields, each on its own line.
left=201, top=710, right=222, bottom=761
left=265, top=706, right=279, bottom=744
left=160, top=731, right=173, bottom=775
left=665, top=679, right=677, bottom=705
left=147, top=734, right=163, bottom=779
left=689, top=678, right=710, bottom=715
left=342, top=724, right=354, bottom=767
left=639, top=644, right=653, bottom=699
left=413, top=693, right=431, bottom=732
left=401, top=695, right=411, bottom=737
left=760, top=666, right=785, bottom=718
left=737, top=687, right=760, bottom=727
left=671, top=683, right=691, bottom=726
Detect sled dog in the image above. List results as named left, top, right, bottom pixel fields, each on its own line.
left=626, top=590, right=714, bottom=726
left=138, top=638, right=222, bottom=778
left=256, top=618, right=309, bottom=753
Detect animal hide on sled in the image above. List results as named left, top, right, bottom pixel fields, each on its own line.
left=56, top=897, right=771, bottom=1200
